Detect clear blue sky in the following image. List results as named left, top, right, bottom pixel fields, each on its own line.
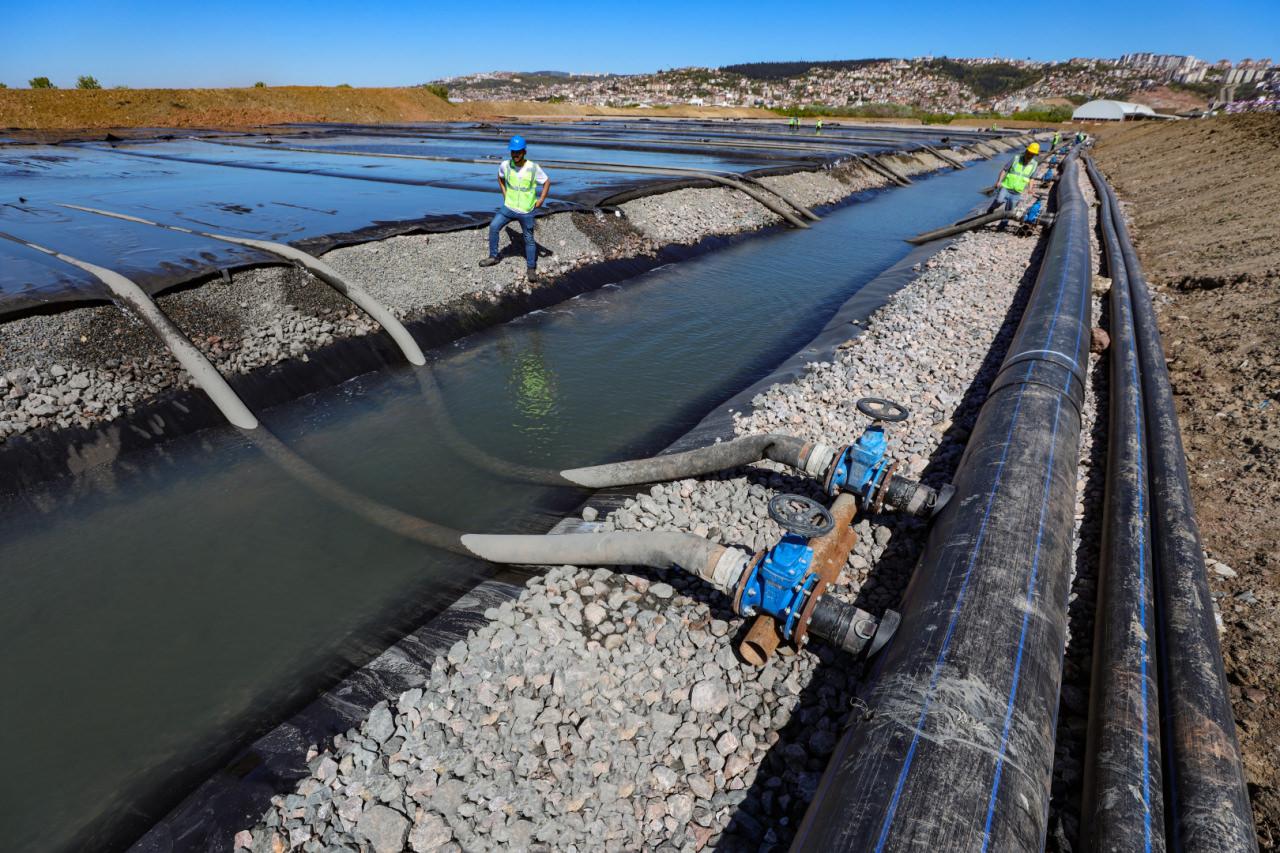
left=2, top=0, right=1276, bottom=88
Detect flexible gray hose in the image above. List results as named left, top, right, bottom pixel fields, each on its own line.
left=460, top=532, right=749, bottom=591
left=57, top=204, right=426, bottom=366
left=248, top=426, right=751, bottom=591
left=414, top=367, right=834, bottom=489
left=559, top=433, right=832, bottom=487
left=905, top=209, right=1017, bottom=244
left=0, top=232, right=259, bottom=430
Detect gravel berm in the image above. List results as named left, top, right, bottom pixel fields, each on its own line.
left=235, top=198, right=1069, bottom=851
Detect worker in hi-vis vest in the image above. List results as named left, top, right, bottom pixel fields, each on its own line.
left=986, top=142, right=1040, bottom=229
left=479, top=135, right=551, bottom=281
left=1052, top=129, right=1062, bottom=149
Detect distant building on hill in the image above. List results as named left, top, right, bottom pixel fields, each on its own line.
left=1072, top=99, right=1172, bottom=121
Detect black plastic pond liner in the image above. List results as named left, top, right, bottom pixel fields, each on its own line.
left=792, top=153, right=1091, bottom=852
left=0, top=143, right=657, bottom=317
left=1081, top=157, right=1164, bottom=852
left=1087, top=159, right=1257, bottom=853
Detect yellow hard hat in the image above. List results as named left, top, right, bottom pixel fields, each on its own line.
left=1027, top=142, right=1041, bottom=154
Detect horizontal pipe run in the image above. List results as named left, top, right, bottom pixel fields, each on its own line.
left=792, top=153, right=1091, bottom=852
left=1080, top=158, right=1164, bottom=852
left=0, top=232, right=259, bottom=430
left=58, top=204, right=427, bottom=367
left=559, top=434, right=832, bottom=488
left=1086, top=159, right=1258, bottom=852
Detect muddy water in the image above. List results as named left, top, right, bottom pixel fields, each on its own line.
left=0, top=158, right=1004, bottom=851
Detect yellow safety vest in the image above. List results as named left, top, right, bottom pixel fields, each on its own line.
left=502, top=160, right=540, bottom=213
left=1001, top=157, right=1037, bottom=194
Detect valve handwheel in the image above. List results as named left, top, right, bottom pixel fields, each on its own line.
left=856, top=397, right=910, bottom=423
left=768, top=494, right=835, bottom=538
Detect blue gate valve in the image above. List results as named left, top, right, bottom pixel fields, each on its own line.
left=822, top=398, right=955, bottom=517
left=1024, top=197, right=1044, bottom=224
left=735, top=494, right=832, bottom=641
left=823, top=397, right=907, bottom=509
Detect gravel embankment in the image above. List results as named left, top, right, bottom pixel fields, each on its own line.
left=237, top=213, right=1055, bottom=852
left=0, top=141, right=1022, bottom=445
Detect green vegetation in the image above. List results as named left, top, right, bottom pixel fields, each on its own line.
left=253, top=81, right=266, bottom=88
left=721, top=59, right=890, bottom=80
left=1170, top=80, right=1218, bottom=99
left=0, top=83, right=7, bottom=90
left=1065, top=93, right=1090, bottom=105
left=76, top=75, right=102, bottom=90
left=925, top=58, right=1043, bottom=98
left=420, top=83, right=449, bottom=100
left=336, top=83, right=352, bottom=89
left=1010, top=105, right=1073, bottom=123
left=29, top=76, right=55, bottom=89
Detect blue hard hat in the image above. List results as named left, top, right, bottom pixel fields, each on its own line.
left=509, top=135, right=527, bottom=152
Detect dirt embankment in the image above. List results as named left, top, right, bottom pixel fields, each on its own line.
left=1094, top=113, right=1280, bottom=847
left=0, top=86, right=770, bottom=131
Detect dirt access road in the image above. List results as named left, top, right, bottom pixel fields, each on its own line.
left=1094, top=112, right=1280, bottom=848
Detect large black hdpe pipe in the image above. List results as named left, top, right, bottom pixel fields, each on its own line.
left=792, top=152, right=1092, bottom=852
left=1081, top=157, right=1164, bottom=851
left=1087, top=159, right=1257, bottom=852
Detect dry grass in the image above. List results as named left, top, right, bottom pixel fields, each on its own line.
left=0, top=86, right=773, bottom=132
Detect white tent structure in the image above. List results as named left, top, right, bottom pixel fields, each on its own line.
left=1071, top=99, right=1166, bottom=120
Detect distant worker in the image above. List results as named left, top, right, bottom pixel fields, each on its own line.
left=1075, top=130, right=1087, bottom=145
left=1052, top=129, right=1062, bottom=149
left=815, top=118, right=823, bottom=135
left=478, top=135, right=551, bottom=281
left=987, top=142, right=1040, bottom=229
left=789, top=115, right=799, bottom=132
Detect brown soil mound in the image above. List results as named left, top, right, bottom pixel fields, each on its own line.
left=1095, top=112, right=1280, bottom=848
left=0, top=87, right=771, bottom=132
left=0, top=86, right=464, bottom=130
left=1125, top=85, right=1208, bottom=113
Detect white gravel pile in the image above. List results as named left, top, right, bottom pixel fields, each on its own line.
left=238, top=219, right=1051, bottom=853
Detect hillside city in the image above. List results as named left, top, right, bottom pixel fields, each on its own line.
left=435, top=53, right=1280, bottom=116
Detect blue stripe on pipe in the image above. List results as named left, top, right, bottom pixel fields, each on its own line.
left=980, top=391, right=1064, bottom=851
left=873, top=379, right=1030, bottom=853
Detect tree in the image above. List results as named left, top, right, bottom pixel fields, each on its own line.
left=253, top=81, right=266, bottom=88
left=76, top=75, right=102, bottom=90
left=0, top=83, right=7, bottom=89
left=29, top=76, right=55, bottom=89
left=420, top=83, right=448, bottom=100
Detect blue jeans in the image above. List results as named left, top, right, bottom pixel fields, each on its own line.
left=990, top=187, right=1022, bottom=212
left=488, top=205, right=537, bottom=269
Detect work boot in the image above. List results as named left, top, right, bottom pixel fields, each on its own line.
left=478, top=256, right=499, bottom=268
left=526, top=269, right=540, bottom=283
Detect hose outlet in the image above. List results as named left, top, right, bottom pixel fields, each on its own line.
left=807, top=597, right=901, bottom=659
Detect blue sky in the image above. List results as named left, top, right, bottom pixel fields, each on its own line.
left=2, top=0, right=1276, bottom=88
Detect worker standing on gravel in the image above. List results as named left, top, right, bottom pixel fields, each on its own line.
left=1052, top=129, right=1062, bottom=149
left=478, top=135, right=551, bottom=282
left=986, top=142, right=1040, bottom=229
left=815, top=118, right=823, bottom=135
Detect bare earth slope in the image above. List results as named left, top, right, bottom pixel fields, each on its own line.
left=0, top=87, right=770, bottom=131
left=1095, top=113, right=1280, bottom=848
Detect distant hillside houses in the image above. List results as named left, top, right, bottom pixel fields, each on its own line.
left=437, top=54, right=1279, bottom=115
